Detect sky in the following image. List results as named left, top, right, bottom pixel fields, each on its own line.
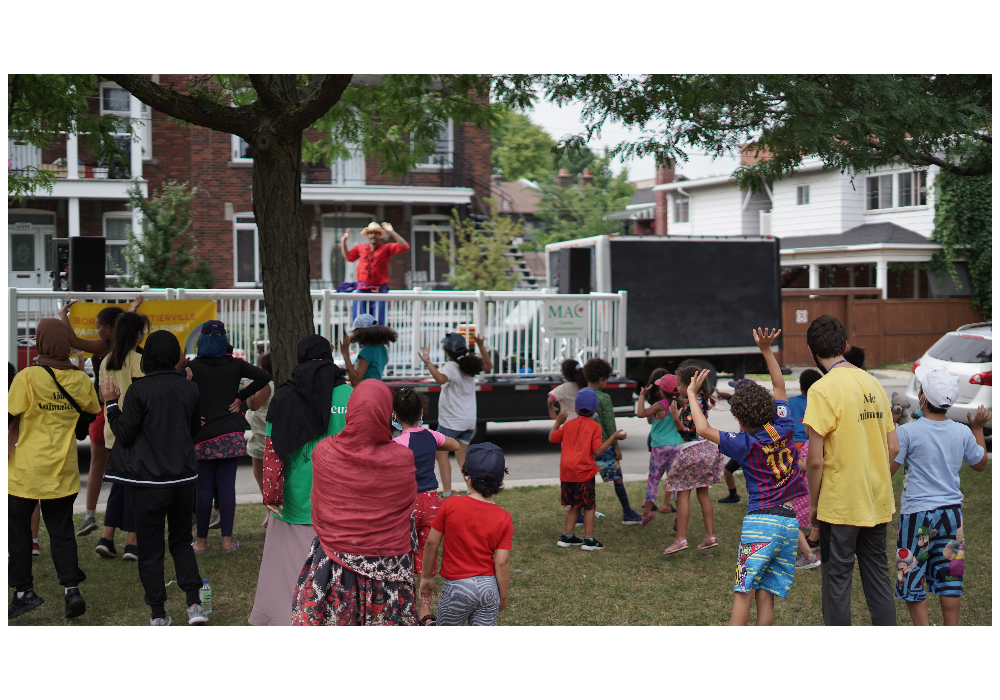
left=525, top=99, right=742, bottom=183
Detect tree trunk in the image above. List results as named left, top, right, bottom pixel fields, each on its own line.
left=252, top=125, right=314, bottom=385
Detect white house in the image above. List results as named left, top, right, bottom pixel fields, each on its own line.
left=651, top=158, right=956, bottom=298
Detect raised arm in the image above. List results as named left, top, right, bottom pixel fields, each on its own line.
left=636, top=384, right=666, bottom=419
left=686, top=369, right=720, bottom=444
left=967, top=405, right=992, bottom=472
left=340, top=230, right=352, bottom=261
left=339, top=335, right=364, bottom=387
left=473, top=335, right=493, bottom=373
left=382, top=222, right=409, bottom=249
left=753, top=327, right=785, bottom=402
left=418, top=346, right=450, bottom=385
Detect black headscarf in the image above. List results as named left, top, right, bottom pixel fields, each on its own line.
left=266, top=334, right=347, bottom=459
left=141, top=330, right=181, bottom=373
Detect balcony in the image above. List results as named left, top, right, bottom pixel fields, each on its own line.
left=9, top=135, right=144, bottom=200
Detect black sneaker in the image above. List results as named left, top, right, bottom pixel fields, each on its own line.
left=122, top=544, right=138, bottom=562
left=557, top=534, right=584, bottom=548
left=9, top=590, right=44, bottom=620
left=95, top=538, right=117, bottom=559
left=581, top=537, right=604, bottom=551
left=717, top=493, right=741, bottom=504
left=64, top=587, right=86, bottom=619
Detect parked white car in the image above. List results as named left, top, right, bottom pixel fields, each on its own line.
left=904, top=322, right=992, bottom=432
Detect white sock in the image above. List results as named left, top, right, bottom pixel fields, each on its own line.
left=64, top=587, right=77, bottom=595
left=16, top=590, right=27, bottom=599
left=32, top=538, right=39, bottom=545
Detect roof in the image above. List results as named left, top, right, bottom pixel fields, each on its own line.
left=779, top=223, right=932, bottom=250
left=627, top=187, right=655, bottom=206
left=653, top=158, right=828, bottom=192
left=495, top=181, right=542, bottom=215
left=603, top=205, right=654, bottom=221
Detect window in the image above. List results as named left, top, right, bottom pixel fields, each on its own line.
left=99, top=83, right=151, bottom=163
left=867, top=170, right=928, bottom=210
left=796, top=184, right=810, bottom=205
left=104, top=214, right=132, bottom=278
left=232, top=134, right=253, bottom=162
left=673, top=195, right=689, bottom=223
left=415, top=120, right=453, bottom=168
left=233, top=215, right=260, bottom=285
left=332, top=143, right=365, bottom=185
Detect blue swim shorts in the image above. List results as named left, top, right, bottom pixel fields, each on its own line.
left=895, top=505, right=964, bottom=602
left=734, top=510, right=799, bottom=598
left=596, top=448, right=622, bottom=483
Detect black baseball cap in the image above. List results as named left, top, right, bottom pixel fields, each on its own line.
left=463, top=442, right=506, bottom=483
left=442, top=332, right=469, bottom=357
left=201, top=320, right=226, bottom=337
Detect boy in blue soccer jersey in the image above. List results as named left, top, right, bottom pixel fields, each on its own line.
left=686, top=327, right=808, bottom=626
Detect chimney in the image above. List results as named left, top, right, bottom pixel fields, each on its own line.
left=654, top=159, right=674, bottom=237
left=490, top=173, right=503, bottom=187
left=578, top=168, right=594, bottom=187
left=740, top=143, right=772, bottom=166
left=556, top=167, right=572, bottom=187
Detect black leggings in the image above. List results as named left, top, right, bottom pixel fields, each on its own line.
left=195, top=458, right=238, bottom=538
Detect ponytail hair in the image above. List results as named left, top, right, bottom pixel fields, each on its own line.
left=647, top=367, right=668, bottom=404
left=392, top=386, right=427, bottom=426
left=561, top=358, right=586, bottom=390
left=105, top=312, right=150, bottom=371
left=448, top=349, right=485, bottom=377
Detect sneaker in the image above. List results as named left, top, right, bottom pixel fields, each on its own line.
left=557, top=534, right=584, bottom=548
left=31, top=542, right=40, bottom=557
left=95, top=538, right=117, bottom=559
left=208, top=508, right=221, bottom=529
left=187, top=603, right=209, bottom=625
left=122, top=544, right=138, bottom=562
left=575, top=511, right=606, bottom=527
left=8, top=590, right=44, bottom=620
left=64, top=587, right=86, bottom=619
left=621, top=510, right=642, bottom=525
left=717, top=493, right=741, bottom=504
left=149, top=612, right=172, bottom=626
left=581, top=537, right=604, bottom=551
left=76, top=514, right=98, bottom=537
left=795, top=554, right=822, bottom=570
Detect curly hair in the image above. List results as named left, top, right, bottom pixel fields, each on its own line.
left=351, top=326, right=398, bottom=347
left=461, top=465, right=508, bottom=498
left=729, top=382, right=776, bottom=431
left=448, top=350, right=485, bottom=377
left=676, top=362, right=712, bottom=401
left=561, top=358, right=586, bottom=389
left=392, top=386, right=427, bottom=425
left=582, top=357, right=612, bottom=384
left=806, top=314, right=847, bottom=360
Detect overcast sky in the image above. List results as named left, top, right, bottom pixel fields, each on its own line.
left=525, top=99, right=741, bottom=183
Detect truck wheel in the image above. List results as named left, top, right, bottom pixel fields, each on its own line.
left=472, top=422, right=487, bottom=444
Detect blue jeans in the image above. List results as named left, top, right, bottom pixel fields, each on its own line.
left=351, top=286, right=388, bottom=326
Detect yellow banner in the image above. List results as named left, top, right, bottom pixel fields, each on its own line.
left=68, top=299, right=217, bottom=357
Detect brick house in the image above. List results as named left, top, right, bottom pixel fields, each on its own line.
left=8, top=75, right=492, bottom=291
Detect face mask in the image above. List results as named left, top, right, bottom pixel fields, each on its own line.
left=391, top=418, right=403, bottom=431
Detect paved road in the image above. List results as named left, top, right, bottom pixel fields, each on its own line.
left=74, top=368, right=961, bottom=513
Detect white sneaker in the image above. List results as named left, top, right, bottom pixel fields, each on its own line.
left=150, top=612, right=172, bottom=626
left=187, top=603, right=209, bottom=625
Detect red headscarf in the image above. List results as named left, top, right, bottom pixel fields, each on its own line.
left=311, top=379, right=416, bottom=557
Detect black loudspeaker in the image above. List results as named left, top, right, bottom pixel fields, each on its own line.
left=68, top=236, right=106, bottom=292
left=558, top=247, right=591, bottom=294
left=51, top=239, right=70, bottom=291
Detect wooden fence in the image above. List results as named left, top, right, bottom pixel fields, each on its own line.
left=779, top=289, right=985, bottom=367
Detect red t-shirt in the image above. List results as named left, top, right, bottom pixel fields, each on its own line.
left=431, top=495, right=513, bottom=581
left=549, top=415, right=603, bottom=482
left=346, top=242, right=409, bottom=286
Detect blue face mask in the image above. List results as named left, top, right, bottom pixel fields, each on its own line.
left=391, top=417, right=422, bottom=431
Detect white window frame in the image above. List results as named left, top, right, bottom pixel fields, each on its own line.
left=231, top=133, right=253, bottom=163
left=865, top=174, right=894, bottom=210
left=796, top=184, right=811, bottom=205
left=331, top=142, right=366, bottom=186
left=865, top=170, right=929, bottom=212
left=413, top=119, right=454, bottom=170
left=409, top=214, right=454, bottom=286
left=232, top=214, right=261, bottom=287
left=99, top=81, right=151, bottom=160
left=673, top=194, right=690, bottom=223
left=103, top=211, right=133, bottom=278
left=896, top=170, right=928, bottom=208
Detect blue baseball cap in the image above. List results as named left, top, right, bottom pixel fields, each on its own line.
left=575, top=387, right=598, bottom=416
left=464, top=443, right=506, bottom=483
left=728, top=378, right=755, bottom=389
left=349, top=313, right=378, bottom=332
left=200, top=320, right=226, bottom=337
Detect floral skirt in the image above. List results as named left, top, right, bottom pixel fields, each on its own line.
left=663, top=439, right=725, bottom=491
left=291, top=537, right=419, bottom=626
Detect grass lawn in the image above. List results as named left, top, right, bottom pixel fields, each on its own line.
left=12, top=460, right=991, bottom=626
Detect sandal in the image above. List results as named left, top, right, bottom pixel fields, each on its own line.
left=641, top=511, right=656, bottom=526
left=698, top=536, right=719, bottom=550
left=191, top=543, right=208, bottom=555
left=663, top=539, right=688, bottom=555
left=420, top=614, right=436, bottom=626
left=658, top=505, right=675, bottom=514
left=223, top=540, right=242, bottom=554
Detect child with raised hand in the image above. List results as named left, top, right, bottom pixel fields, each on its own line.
left=419, top=443, right=513, bottom=626
left=583, top=357, right=642, bottom=525
left=419, top=332, right=493, bottom=497
left=391, top=387, right=461, bottom=625
left=686, top=328, right=808, bottom=626
left=551, top=388, right=627, bottom=551
left=887, top=367, right=989, bottom=626
left=548, top=359, right=586, bottom=420
left=636, top=372, right=683, bottom=525
left=340, top=313, right=398, bottom=386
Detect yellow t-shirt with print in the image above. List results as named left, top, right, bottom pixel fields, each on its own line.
left=8, top=366, right=101, bottom=500
left=100, top=350, right=144, bottom=449
left=803, top=367, right=896, bottom=527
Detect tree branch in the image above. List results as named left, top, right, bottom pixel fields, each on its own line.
left=285, top=75, right=353, bottom=134
left=102, top=74, right=251, bottom=138
left=908, top=151, right=990, bottom=177
left=247, top=75, right=281, bottom=108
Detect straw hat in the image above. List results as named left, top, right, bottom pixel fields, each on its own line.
left=361, top=222, right=385, bottom=234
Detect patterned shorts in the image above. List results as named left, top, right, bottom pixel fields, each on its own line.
left=596, top=448, right=622, bottom=482
left=560, top=478, right=596, bottom=511
left=437, top=575, right=500, bottom=626
left=895, top=505, right=964, bottom=602
left=734, top=511, right=799, bottom=598
left=413, top=491, right=443, bottom=576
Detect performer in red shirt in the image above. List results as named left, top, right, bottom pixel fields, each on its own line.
left=341, top=222, right=410, bottom=325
